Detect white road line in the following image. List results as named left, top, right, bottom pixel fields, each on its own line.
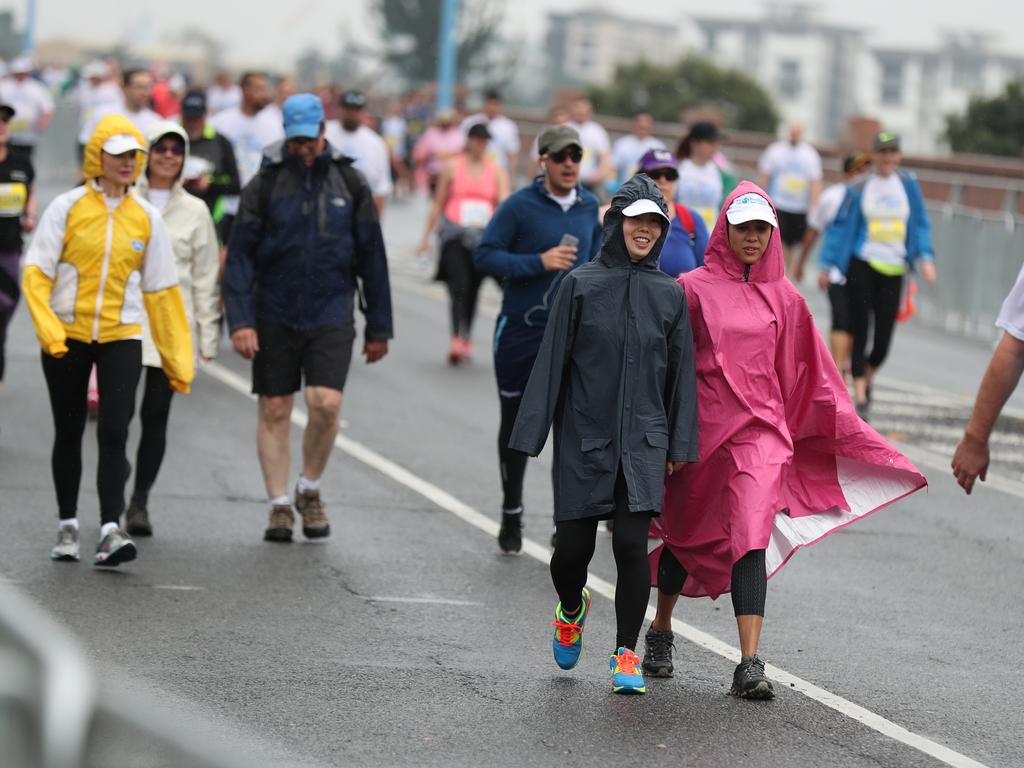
left=363, top=596, right=484, bottom=606
left=204, top=360, right=988, bottom=768
left=152, top=585, right=206, bottom=591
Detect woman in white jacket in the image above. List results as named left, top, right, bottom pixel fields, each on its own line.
left=126, top=120, right=221, bottom=536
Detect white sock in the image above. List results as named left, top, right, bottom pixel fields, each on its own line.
left=269, top=495, right=290, bottom=508
left=100, top=522, right=118, bottom=538
left=296, top=476, right=320, bottom=494
left=60, top=518, right=79, bottom=530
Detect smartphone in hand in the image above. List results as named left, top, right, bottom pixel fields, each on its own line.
left=559, top=234, right=579, bottom=249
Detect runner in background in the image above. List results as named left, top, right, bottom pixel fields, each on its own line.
left=819, top=132, right=937, bottom=421
left=325, top=90, right=394, bottom=214
left=676, top=122, right=737, bottom=233
left=74, top=60, right=122, bottom=160
left=0, top=57, right=54, bottom=160
left=570, top=97, right=612, bottom=200
left=758, top=123, right=823, bottom=276
left=81, top=69, right=161, bottom=140
left=638, top=149, right=708, bottom=278
left=611, top=112, right=665, bottom=188
left=179, top=89, right=241, bottom=248
left=207, top=70, right=241, bottom=115
left=793, top=153, right=871, bottom=373
left=412, top=109, right=464, bottom=194
left=475, top=125, right=602, bottom=554
left=417, top=123, right=509, bottom=364
left=127, top=121, right=221, bottom=537
left=210, top=72, right=283, bottom=189
left=0, top=100, right=35, bottom=404
left=381, top=102, right=410, bottom=195
left=460, top=90, right=520, bottom=178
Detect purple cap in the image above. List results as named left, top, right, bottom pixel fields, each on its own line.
left=638, top=148, right=678, bottom=172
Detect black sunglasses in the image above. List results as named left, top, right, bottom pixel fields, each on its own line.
left=152, top=143, right=185, bottom=157
left=547, top=147, right=583, bottom=164
left=644, top=168, right=678, bottom=182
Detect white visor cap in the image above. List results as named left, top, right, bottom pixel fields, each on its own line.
left=725, top=192, right=778, bottom=228
left=621, top=198, right=669, bottom=222
left=102, top=134, right=147, bottom=155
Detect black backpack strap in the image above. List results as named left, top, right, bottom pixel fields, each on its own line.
left=257, top=164, right=280, bottom=236
left=332, top=157, right=369, bottom=313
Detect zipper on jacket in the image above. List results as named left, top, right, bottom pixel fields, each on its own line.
left=743, top=264, right=751, bottom=283
left=92, top=213, right=115, bottom=340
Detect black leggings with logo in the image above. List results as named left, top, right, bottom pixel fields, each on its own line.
left=41, top=339, right=141, bottom=524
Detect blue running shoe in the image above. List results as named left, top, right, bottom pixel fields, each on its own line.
left=610, top=647, right=646, bottom=694
left=552, top=587, right=591, bottom=670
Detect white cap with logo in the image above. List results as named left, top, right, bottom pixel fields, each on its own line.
left=102, top=134, right=146, bottom=155
left=621, top=198, right=669, bottom=222
left=725, top=192, right=778, bottom=228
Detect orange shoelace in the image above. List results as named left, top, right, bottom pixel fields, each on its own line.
left=552, top=618, right=581, bottom=647
left=614, top=649, right=641, bottom=675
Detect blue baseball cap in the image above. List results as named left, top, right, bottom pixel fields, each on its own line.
left=282, top=93, right=324, bottom=139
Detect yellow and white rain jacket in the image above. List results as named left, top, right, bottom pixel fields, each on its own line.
left=22, top=114, right=194, bottom=393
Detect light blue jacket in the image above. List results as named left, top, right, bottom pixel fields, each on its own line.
left=819, top=169, right=934, bottom=275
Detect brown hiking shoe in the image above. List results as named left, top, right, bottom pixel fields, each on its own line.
left=264, top=504, right=294, bottom=543
left=294, top=486, right=330, bottom=539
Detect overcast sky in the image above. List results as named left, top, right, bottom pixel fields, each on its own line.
left=13, top=0, right=1024, bottom=67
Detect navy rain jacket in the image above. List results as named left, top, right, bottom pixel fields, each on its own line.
left=509, top=175, right=699, bottom=521
left=224, top=141, right=393, bottom=339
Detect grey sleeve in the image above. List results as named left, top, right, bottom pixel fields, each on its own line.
left=665, top=295, right=699, bottom=462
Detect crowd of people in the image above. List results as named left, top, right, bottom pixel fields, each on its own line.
left=2, top=53, right=1019, bottom=702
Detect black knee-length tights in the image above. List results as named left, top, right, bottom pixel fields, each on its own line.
left=658, top=546, right=767, bottom=616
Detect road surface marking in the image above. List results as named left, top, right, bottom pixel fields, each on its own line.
left=152, top=585, right=206, bottom=591
left=364, top=596, right=484, bottom=607
left=204, top=360, right=989, bottom=768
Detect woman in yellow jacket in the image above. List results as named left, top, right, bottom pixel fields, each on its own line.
left=22, top=114, right=193, bottom=567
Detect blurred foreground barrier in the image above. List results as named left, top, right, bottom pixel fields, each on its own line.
left=0, top=584, right=270, bottom=768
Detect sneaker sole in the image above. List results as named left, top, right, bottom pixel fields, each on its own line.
left=94, top=541, right=137, bottom=567
left=264, top=529, right=293, bottom=543
left=612, top=684, right=646, bottom=695
left=51, top=552, right=81, bottom=562
left=126, top=524, right=152, bottom=537
left=497, top=545, right=522, bottom=556
left=731, top=682, right=775, bottom=700
left=641, top=664, right=673, bottom=678
left=303, top=526, right=330, bottom=539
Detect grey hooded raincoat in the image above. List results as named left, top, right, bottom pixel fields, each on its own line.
left=509, top=175, right=699, bottom=522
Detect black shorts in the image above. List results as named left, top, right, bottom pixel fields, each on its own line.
left=827, top=283, right=852, bottom=333
left=252, top=323, right=356, bottom=396
left=776, top=210, right=808, bottom=246
left=493, top=317, right=546, bottom=400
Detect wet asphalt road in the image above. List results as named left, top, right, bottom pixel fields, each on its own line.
left=1, top=189, right=1022, bottom=767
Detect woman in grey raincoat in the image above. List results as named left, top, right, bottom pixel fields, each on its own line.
left=509, top=174, right=698, bottom=695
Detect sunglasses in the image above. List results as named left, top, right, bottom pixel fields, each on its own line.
left=645, top=169, right=678, bottom=182
left=152, top=143, right=185, bottom=157
left=547, top=147, right=583, bottom=164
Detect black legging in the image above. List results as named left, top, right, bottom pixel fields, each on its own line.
left=132, top=365, right=175, bottom=508
left=498, top=396, right=528, bottom=511
left=0, top=251, right=20, bottom=382
left=41, top=339, right=141, bottom=524
left=440, top=238, right=484, bottom=339
left=846, top=257, right=903, bottom=379
left=658, top=546, right=767, bottom=617
left=550, top=470, right=654, bottom=651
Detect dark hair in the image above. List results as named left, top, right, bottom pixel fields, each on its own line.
left=123, top=68, right=148, bottom=87
left=467, top=122, right=490, bottom=140
left=239, top=71, right=266, bottom=89
left=843, top=153, right=871, bottom=174
left=676, top=121, right=720, bottom=159
left=484, top=89, right=502, bottom=102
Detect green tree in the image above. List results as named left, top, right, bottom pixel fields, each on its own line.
left=588, top=56, right=780, bottom=133
left=946, top=80, right=1024, bottom=157
left=372, top=0, right=504, bottom=86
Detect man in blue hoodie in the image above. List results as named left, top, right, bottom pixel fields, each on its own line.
left=225, top=93, right=393, bottom=544
left=475, top=124, right=602, bottom=554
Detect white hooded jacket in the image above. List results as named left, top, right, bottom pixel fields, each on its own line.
left=136, top=121, right=221, bottom=367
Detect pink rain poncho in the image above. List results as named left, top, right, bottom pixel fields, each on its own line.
left=652, top=181, right=927, bottom=599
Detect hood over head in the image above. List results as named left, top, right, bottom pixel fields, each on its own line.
left=141, top=120, right=190, bottom=188
left=83, top=113, right=147, bottom=184
left=599, top=174, right=670, bottom=269
left=703, top=180, right=785, bottom=283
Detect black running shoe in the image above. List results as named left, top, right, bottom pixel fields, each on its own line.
left=642, top=627, right=675, bottom=678
left=125, top=501, right=152, bottom=537
left=731, top=655, right=775, bottom=700
left=498, top=510, right=522, bottom=554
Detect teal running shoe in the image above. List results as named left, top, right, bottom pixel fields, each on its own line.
left=551, top=587, right=591, bottom=670
left=610, top=647, right=646, bottom=694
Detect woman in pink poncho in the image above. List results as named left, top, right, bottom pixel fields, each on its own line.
left=641, top=182, right=927, bottom=699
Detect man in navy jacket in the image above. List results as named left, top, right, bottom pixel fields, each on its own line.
left=225, top=93, right=393, bottom=543
left=475, top=124, right=602, bottom=553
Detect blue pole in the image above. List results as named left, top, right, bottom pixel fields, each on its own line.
left=436, top=0, right=459, bottom=111
left=22, top=0, right=36, bottom=55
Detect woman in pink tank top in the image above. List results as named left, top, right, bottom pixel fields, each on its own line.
left=418, top=122, right=510, bottom=364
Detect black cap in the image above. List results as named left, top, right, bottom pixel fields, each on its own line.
left=687, top=121, right=720, bottom=142
left=467, top=122, right=491, bottom=140
left=181, top=90, right=207, bottom=117
left=340, top=89, right=367, bottom=109
left=874, top=131, right=900, bottom=151
left=0, top=103, right=14, bottom=121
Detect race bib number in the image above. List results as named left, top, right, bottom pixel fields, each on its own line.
left=698, top=207, right=716, bottom=231
left=0, top=182, right=28, bottom=217
left=8, top=117, right=31, bottom=135
left=459, top=199, right=493, bottom=229
left=868, top=218, right=906, bottom=245
left=779, top=173, right=809, bottom=197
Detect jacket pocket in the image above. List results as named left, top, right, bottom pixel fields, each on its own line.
left=644, top=431, right=669, bottom=449
left=580, top=436, right=614, bottom=475
left=120, top=270, right=144, bottom=325
left=50, top=262, right=78, bottom=323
